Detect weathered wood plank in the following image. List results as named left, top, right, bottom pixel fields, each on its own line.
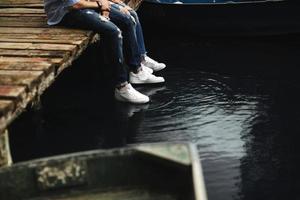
left=0, top=60, right=55, bottom=74
left=0, top=56, right=61, bottom=63
left=0, top=101, right=15, bottom=133
left=0, top=129, right=13, bottom=167
left=0, top=27, right=92, bottom=36
left=0, top=70, right=44, bottom=89
left=0, top=0, right=43, bottom=3
left=0, top=13, right=45, bottom=17
left=0, top=100, right=14, bottom=118
left=0, top=71, right=55, bottom=134
left=0, top=16, right=48, bottom=27
left=0, top=0, right=43, bottom=8
left=0, top=85, right=26, bottom=99
left=0, top=42, right=76, bottom=51
left=0, top=35, right=88, bottom=45
left=0, top=4, right=43, bottom=8
left=0, top=57, right=63, bottom=73
left=0, top=8, right=44, bottom=14
left=0, top=49, right=68, bottom=58
left=0, top=56, right=54, bottom=63
left=0, top=86, right=28, bottom=135
left=0, top=57, right=66, bottom=66
left=0, top=33, right=88, bottom=40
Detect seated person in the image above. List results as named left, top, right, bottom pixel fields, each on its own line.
left=109, top=0, right=166, bottom=72
left=43, top=0, right=165, bottom=104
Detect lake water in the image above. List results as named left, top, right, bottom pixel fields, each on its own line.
left=9, top=29, right=300, bottom=200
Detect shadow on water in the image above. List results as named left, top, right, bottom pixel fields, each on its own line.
left=8, top=24, right=300, bottom=200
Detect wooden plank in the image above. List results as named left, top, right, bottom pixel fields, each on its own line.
left=0, top=16, right=48, bottom=27
left=0, top=0, right=43, bottom=4
left=0, top=32, right=87, bottom=38
left=0, top=129, right=13, bottom=167
left=0, top=42, right=76, bottom=51
left=0, top=60, right=55, bottom=74
left=0, top=57, right=63, bottom=73
left=0, top=49, right=68, bottom=58
left=0, top=13, right=45, bottom=17
left=0, top=27, right=92, bottom=36
left=0, top=34, right=88, bottom=45
left=0, top=4, right=44, bottom=8
left=0, top=56, right=54, bottom=63
left=0, top=0, right=43, bottom=8
left=0, top=8, right=44, bottom=14
left=0, top=100, right=14, bottom=117
left=0, top=70, right=44, bottom=89
left=0, top=33, right=88, bottom=40
left=1, top=57, right=67, bottom=66
left=0, top=85, right=26, bottom=99
left=0, top=102, right=17, bottom=137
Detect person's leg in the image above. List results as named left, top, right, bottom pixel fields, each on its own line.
left=128, top=9, right=147, bottom=58
left=109, top=6, right=140, bottom=72
left=109, top=5, right=164, bottom=84
left=60, top=9, right=149, bottom=103
left=60, top=9, right=127, bottom=85
left=126, top=9, right=167, bottom=72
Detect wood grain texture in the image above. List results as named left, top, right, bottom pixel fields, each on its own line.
left=0, top=86, right=27, bottom=99
left=0, top=16, right=49, bottom=27
left=0, top=27, right=92, bottom=35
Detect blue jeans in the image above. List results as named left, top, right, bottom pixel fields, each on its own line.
left=110, top=3, right=147, bottom=61
left=109, top=6, right=141, bottom=70
left=60, top=9, right=133, bottom=85
left=128, top=8, right=147, bottom=57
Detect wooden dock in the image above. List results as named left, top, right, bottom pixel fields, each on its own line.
left=0, top=0, right=141, bottom=167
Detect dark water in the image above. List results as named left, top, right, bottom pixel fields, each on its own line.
left=147, top=0, right=259, bottom=4
left=9, top=30, right=300, bottom=200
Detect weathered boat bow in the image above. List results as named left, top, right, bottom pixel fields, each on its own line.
left=0, top=143, right=207, bottom=200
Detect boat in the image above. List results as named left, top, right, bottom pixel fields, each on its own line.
left=137, top=0, right=300, bottom=36
left=0, top=143, right=207, bottom=200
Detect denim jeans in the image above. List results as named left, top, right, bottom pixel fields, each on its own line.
left=128, top=9, right=147, bottom=57
left=60, top=9, right=129, bottom=85
left=109, top=6, right=141, bottom=70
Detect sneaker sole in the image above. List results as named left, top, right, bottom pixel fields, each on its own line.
left=129, top=79, right=165, bottom=85
left=115, top=93, right=150, bottom=104
left=152, top=66, right=166, bottom=72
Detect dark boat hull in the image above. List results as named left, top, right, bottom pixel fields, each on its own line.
left=138, top=0, right=300, bottom=36
left=0, top=143, right=207, bottom=200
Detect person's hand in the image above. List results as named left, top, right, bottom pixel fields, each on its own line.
left=99, top=0, right=111, bottom=12
left=111, top=0, right=123, bottom=3
left=102, top=10, right=110, bottom=19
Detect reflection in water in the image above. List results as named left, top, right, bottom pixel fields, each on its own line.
left=8, top=34, right=300, bottom=200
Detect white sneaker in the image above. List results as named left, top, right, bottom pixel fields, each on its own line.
left=129, top=68, right=165, bottom=84
left=142, top=56, right=166, bottom=72
left=115, top=84, right=149, bottom=104
left=142, top=63, right=153, bottom=74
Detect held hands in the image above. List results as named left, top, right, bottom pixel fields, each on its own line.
left=110, top=0, right=123, bottom=3
left=98, top=0, right=111, bottom=12
left=109, top=0, right=133, bottom=13
left=102, top=10, right=110, bottom=19
left=88, top=0, right=111, bottom=19
left=98, top=0, right=110, bottom=20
